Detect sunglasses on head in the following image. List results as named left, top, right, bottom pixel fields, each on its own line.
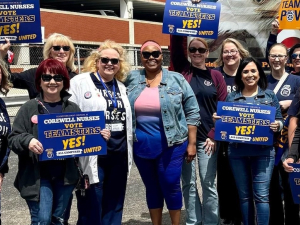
left=41, top=74, right=64, bottom=82
left=188, top=47, right=207, bottom=54
left=141, top=51, right=162, bottom=59
left=291, top=53, right=300, bottom=59
left=52, top=46, right=70, bottom=51
left=100, top=57, right=119, bottom=65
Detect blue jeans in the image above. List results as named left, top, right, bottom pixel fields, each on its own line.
left=228, top=149, right=274, bottom=225
left=182, top=141, right=219, bottom=225
left=26, top=178, right=75, bottom=225
left=76, top=152, right=128, bottom=225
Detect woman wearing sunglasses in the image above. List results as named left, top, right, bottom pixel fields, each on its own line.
left=68, top=40, right=132, bottom=225
left=0, top=33, right=77, bottom=100
left=170, top=35, right=227, bottom=225
left=266, top=43, right=300, bottom=225
left=213, top=38, right=249, bottom=225
left=7, top=58, right=87, bottom=224
left=125, top=40, right=200, bottom=225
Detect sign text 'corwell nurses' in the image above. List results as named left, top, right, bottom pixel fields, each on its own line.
left=162, top=0, right=221, bottom=39
left=288, top=163, right=300, bottom=204
left=38, top=111, right=107, bottom=161
left=0, top=0, right=42, bottom=43
left=278, top=0, right=300, bottom=29
left=215, top=102, right=275, bottom=145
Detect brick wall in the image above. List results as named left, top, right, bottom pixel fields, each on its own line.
left=40, top=10, right=170, bottom=46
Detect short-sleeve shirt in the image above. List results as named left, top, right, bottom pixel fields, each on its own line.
left=268, top=74, right=300, bottom=117
left=190, top=67, right=217, bottom=141
left=214, top=66, right=236, bottom=94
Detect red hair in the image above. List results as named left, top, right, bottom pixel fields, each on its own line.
left=35, top=59, right=70, bottom=92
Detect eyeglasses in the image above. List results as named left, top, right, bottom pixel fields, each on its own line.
left=188, top=47, right=207, bottom=54
left=41, top=74, right=64, bottom=82
left=100, top=57, right=119, bottom=65
left=269, top=54, right=286, bottom=60
left=141, top=51, right=162, bottom=59
left=223, top=50, right=239, bottom=56
left=291, top=53, right=300, bottom=59
left=52, top=46, right=70, bottom=51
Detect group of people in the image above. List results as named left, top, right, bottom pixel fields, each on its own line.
left=0, top=18, right=298, bottom=225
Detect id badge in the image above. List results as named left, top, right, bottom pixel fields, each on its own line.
left=111, top=123, right=123, bottom=132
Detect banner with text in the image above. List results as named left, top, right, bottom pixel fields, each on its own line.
left=278, top=0, right=300, bottom=29
left=288, top=163, right=300, bottom=204
left=38, top=111, right=107, bottom=161
left=215, top=102, right=275, bottom=145
left=162, top=0, right=221, bottom=39
left=0, top=0, right=42, bottom=43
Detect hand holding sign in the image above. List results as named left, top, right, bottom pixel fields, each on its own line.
left=0, top=38, right=10, bottom=59
left=29, top=138, right=43, bottom=154
left=283, top=158, right=295, bottom=172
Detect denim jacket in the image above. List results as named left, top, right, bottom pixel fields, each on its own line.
left=125, top=68, right=200, bottom=147
left=226, top=87, right=283, bottom=121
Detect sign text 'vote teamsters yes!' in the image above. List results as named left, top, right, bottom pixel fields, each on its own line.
left=162, top=0, right=221, bottom=39
left=215, top=102, right=276, bottom=146
left=0, top=0, right=42, bottom=43
left=38, top=111, right=107, bottom=161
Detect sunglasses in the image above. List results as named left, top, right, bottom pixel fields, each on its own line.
left=52, top=46, right=70, bottom=51
left=141, top=51, right=162, bottom=59
left=188, top=47, right=207, bottom=54
left=100, top=57, right=119, bottom=65
left=291, top=53, right=300, bottom=59
left=41, top=74, right=64, bottom=82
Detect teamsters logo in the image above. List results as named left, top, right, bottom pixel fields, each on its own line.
left=281, top=85, right=291, bottom=97
left=168, top=25, right=175, bottom=33
left=287, top=10, right=294, bottom=22
left=220, top=131, right=227, bottom=140
left=46, top=149, right=54, bottom=158
left=204, top=80, right=212, bottom=86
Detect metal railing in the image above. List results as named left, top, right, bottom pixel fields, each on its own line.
left=5, top=43, right=171, bottom=117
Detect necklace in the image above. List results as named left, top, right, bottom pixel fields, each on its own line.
left=146, top=72, right=161, bottom=87
left=96, top=72, right=117, bottom=113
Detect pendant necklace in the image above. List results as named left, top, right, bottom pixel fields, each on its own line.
left=96, top=72, right=117, bottom=113
left=146, top=72, right=161, bottom=87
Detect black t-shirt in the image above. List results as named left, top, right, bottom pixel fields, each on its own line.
left=190, top=67, right=217, bottom=141
left=217, top=66, right=236, bottom=94
left=39, top=101, right=66, bottom=180
left=90, top=73, right=127, bottom=154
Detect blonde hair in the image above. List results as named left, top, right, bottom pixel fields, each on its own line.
left=215, top=38, right=249, bottom=67
left=0, top=59, right=13, bottom=95
left=43, top=33, right=76, bottom=72
left=82, top=40, right=131, bottom=82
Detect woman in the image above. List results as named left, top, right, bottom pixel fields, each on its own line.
left=0, top=59, right=13, bottom=225
left=171, top=35, right=227, bottom=225
left=68, top=40, right=132, bottom=225
left=266, top=18, right=300, bottom=76
left=214, top=38, right=249, bottom=225
left=214, top=57, right=283, bottom=225
left=267, top=43, right=300, bottom=225
left=2, top=33, right=77, bottom=99
left=125, top=40, right=200, bottom=225
left=8, top=59, right=82, bottom=224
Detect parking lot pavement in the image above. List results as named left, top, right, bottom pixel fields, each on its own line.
left=2, top=151, right=190, bottom=224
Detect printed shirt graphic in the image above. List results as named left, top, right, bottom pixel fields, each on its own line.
left=190, top=67, right=217, bottom=141
left=267, top=74, right=300, bottom=102
left=90, top=73, right=126, bottom=152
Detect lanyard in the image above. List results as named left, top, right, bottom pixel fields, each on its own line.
left=35, top=98, right=50, bottom=114
left=96, top=72, right=117, bottom=111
